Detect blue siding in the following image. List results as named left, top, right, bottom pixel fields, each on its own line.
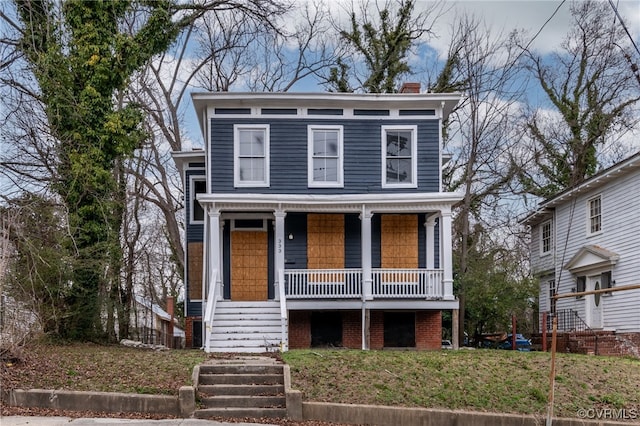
left=210, top=118, right=440, bottom=194
left=345, top=214, right=362, bottom=268
left=372, top=215, right=381, bottom=267
left=284, top=213, right=308, bottom=268
left=187, top=301, right=202, bottom=317
left=418, top=214, right=426, bottom=269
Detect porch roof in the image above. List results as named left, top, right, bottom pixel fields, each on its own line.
left=196, top=192, right=463, bottom=214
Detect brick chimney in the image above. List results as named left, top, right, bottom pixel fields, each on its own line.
left=400, top=82, right=421, bottom=93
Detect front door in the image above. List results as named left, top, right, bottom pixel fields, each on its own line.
left=231, top=230, right=268, bottom=301
left=585, top=275, right=604, bottom=329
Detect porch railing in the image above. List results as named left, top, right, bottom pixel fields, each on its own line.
left=372, top=268, right=444, bottom=299
left=284, top=268, right=444, bottom=300
left=284, top=269, right=362, bottom=299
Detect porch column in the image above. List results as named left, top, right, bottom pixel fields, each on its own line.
left=208, top=208, right=223, bottom=301
left=425, top=215, right=436, bottom=270
left=360, top=206, right=373, bottom=301
left=218, top=219, right=225, bottom=300
left=274, top=209, right=287, bottom=301
left=440, top=209, right=455, bottom=300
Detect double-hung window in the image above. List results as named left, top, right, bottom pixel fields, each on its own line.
left=587, top=195, right=602, bottom=235
left=308, top=125, right=343, bottom=187
left=540, top=220, right=552, bottom=255
left=382, top=125, right=417, bottom=188
left=234, top=124, right=269, bottom=187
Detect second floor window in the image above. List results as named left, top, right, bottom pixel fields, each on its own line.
left=382, top=125, right=417, bottom=188
left=234, top=124, right=269, bottom=187
left=541, top=220, right=552, bottom=254
left=308, top=125, right=343, bottom=187
left=588, top=195, right=601, bottom=235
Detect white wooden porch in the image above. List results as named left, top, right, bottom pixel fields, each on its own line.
left=283, top=268, right=445, bottom=300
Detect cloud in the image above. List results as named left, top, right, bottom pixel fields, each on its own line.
left=415, top=0, right=639, bottom=57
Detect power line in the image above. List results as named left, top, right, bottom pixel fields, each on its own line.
left=521, top=0, right=567, bottom=54
left=607, top=0, right=640, bottom=58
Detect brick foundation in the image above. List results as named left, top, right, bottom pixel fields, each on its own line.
left=289, top=311, right=311, bottom=349
left=416, top=311, right=442, bottom=350
left=184, top=316, right=201, bottom=349
left=532, top=331, right=640, bottom=358
left=370, top=311, right=384, bottom=350
left=287, top=309, right=444, bottom=350
left=342, top=311, right=362, bottom=349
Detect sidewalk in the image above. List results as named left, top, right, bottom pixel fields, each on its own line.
left=0, top=417, right=276, bottom=426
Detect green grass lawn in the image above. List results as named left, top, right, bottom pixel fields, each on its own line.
left=282, top=349, right=640, bottom=419
left=4, top=343, right=640, bottom=419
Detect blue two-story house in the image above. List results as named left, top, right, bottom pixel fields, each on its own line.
left=173, top=86, right=462, bottom=352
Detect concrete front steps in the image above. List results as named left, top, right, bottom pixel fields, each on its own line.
left=206, top=301, right=284, bottom=353
left=194, top=356, right=287, bottom=420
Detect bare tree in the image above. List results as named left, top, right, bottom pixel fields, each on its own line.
left=515, top=0, right=640, bottom=197
left=126, top=1, right=339, bottom=281
left=442, top=14, right=528, bottom=345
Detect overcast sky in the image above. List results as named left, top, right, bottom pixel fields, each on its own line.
left=425, top=0, right=639, bottom=55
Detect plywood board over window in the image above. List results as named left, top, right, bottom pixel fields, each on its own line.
left=381, top=215, right=418, bottom=268
left=188, top=242, right=203, bottom=300
left=231, top=231, right=268, bottom=301
left=307, top=214, right=345, bottom=269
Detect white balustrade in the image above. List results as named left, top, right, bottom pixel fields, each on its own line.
left=372, top=268, right=444, bottom=299
left=284, top=269, right=362, bottom=298
left=283, top=268, right=444, bottom=300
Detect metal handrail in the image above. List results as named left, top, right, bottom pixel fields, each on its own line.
left=545, top=309, right=592, bottom=332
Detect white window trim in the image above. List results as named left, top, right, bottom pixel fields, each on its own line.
left=234, top=124, right=270, bottom=188
left=586, top=194, right=602, bottom=237
left=307, top=125, right=344, bottom=188
left=540, top=220, right=552, bottom=256
left=381, top=125, right=418, bottom=188
left=189, top=175, right=206, bottom=225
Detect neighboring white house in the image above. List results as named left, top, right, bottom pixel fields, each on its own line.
left=525, top=151, right=640, bottom=335
left=131, top=295, right=185, bottom=348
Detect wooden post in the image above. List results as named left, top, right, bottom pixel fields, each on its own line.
left=452, top=309, right=460, bottom=350
left=553, top=283, right=640, bottom=299
left=511, top=314, right=516, bottom=350
left=546, top=316, right=558, bottom=426
left=542, top=312, right=547, bottom=352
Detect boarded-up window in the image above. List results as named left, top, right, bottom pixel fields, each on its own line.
left=381, top=215, right=418, bottom=268
left=307, top=214, right=344, bottom=269
left=188, top=242, right=203, bottom=300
